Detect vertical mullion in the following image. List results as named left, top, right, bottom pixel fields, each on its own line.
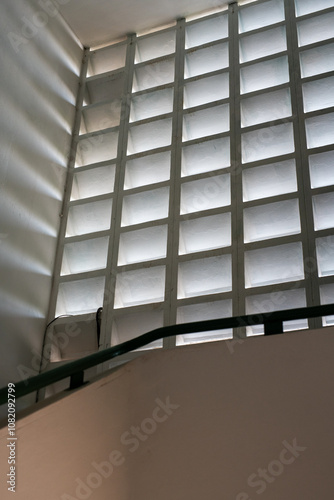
left=164, top=19, right=186, bottom=348
left=100, top=35, right=137, bottom=349
left=285, top=0, right=321, bottom=329
left=229, top=3, right=246, bottom=337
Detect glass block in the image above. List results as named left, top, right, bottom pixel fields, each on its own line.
left=118, top=225, right=168, bottom=265
left=176, top=299, right=233, bottom=345
left=81, top=100, right=121, bottom=134
left=184, top=73, right=229, bottom=109
left=84, top=72, right=124, bottom=106
left=88, top=43, right=127, bottom=76
left=66, top=199, right=112, bottom=237
left=309, top=151, right=334, bottom=188
left=316, top=236, right=334, bottom=276
left=239, top=0, right=285, bottom=34
left=124, top=151, right=171, bottom=189
left=246, top=288, right=307, bottom=335
left=295, top=0, right=334, bottom=17
left=244, top=242, right=304, bottom=288
left=114, top=266, right=165, bottom=308
left=313, top=192, right=334, bottom=230
left=239, top=26, right=287, bottom=63
left=300, top=43, right=334, bottom=78
left=242, top=159, right=297, bottom=201
left=121, top=187, right=169, bottom=226
left=178, top=255, right=232, bottom=298
left=305, top=113, right=334, bottom=149
left=111, top=310, right=164, bottom=349
left=183, top=104, right=229, bottom=141
left=61, top=237, right=109, bottom=275
left=127, top=118, right=172, bottom=155
left=133, top=59, right=175, bottom=92
left=242, top=123, right=294, bottom=163
left=185, top=43, right=229, bottom=78
left=135, top=30, right=176, bottom=63
left=71, top=164, right=115, bottom=201
left=179, top=213, right=231, bottom=254
left=241, top=88, right=291, bottom=128
left=76, top=131, right=119, bottom=167
left=320, top=283, right=334, bottom=326
left=185, top=14, right=228, bottom=48
left=240, top=56, right=289, bottom=94
left=130, top=88, right=173, bottom=122
left=180, top=174, right=231, bottom=214
left=182, top=137, right=230, bottom=176
left=303, top=77, right=334, bottom=113
left=297, top=12, right=334, bottom=47
left=56, top=276, right=105, bottom=316
left=244, top=199, right=301, bottom=242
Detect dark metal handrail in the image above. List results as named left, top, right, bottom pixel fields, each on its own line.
left=0, top=304, right=333, bottom=406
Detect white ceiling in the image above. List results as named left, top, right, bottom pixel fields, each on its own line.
left=56, top=0, right=230, bottom=48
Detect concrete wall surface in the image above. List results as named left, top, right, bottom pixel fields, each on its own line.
left=0, top=328, right=333, bottom=499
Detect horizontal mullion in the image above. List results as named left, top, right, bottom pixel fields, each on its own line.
left=311, top=185, right=334, bottom=197
left=131, top=81, right=174, bottom=97
left=64, top=230, right=111, bottom=245
left=314, top=227, right=334, bottom=238
left=73, top=159, right=117, bottom=174
left=121, top=179, right=170, bottom=196
left=117, top=258, right=167, bottom=273
left=179, top=205, right=231, bottom=221
left=244, top=280, right=306, bottom=297
left=298, top=36, right=334, bottom=53
left=242, top=190, right=300, bottom=208
left=85, top=66, right=125, bottom=83
left=185, top=9, right=228, bottom=27
left=81, top=98, right=122, bottom=112
left=306, top=144, right=334, bottom=156
left=241, top=151, right=296, bottom=170
left=243, top=233, right=303, bottom=251
left=182, top=97, right=230, bottom=115
left=241, top=115, right=294, bottom=134
left=111, top=301, right=166, bottom=315
left=238, top=20, right=286, bottom=39
left=182, top=130, right=230, bottom=148
left=239, top=81, right=291, bottom=100
left=128, top=112, right=173, bottom=128
left=126, top=145, right=172, bottom=161
left=185, top=37, right=230, bottom=55
left=295, top=5, right=334, bottom=22
left=59, top=268, right=106, bottom=283
left=239, top=50, right=288, bottom=69
left=78, top=126, right=119, bottom=141
left=180, top=166, right=232, bottom=184
left=176, top=290, right=233, bottom=306
left=177, top=245, right=232, bottom=263
left=184, top=67, right=229, bottom=84
left=318, top=275, right=334, bottom=286
left=121, top=216, right=169, bottom=232
left=301, top=70, right=334, bottom=84
left=69, top=192, right=113, bottom=207
left=134, top=53, right=175, bottom=69
left=303, top=106, right=334, bottom=120
left=136, top=24, right=176, bottom=41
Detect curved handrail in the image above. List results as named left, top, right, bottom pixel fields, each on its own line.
left=0, top=303, right=333, bottom=406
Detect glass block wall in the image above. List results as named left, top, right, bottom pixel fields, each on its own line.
left=49, top=0, right=334, bottom=352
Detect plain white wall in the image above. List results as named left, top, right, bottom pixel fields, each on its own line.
left=0, top=1, right=83, bottom=410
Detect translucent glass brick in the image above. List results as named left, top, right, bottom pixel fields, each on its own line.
left=183, top=104, right=229, bottom=141
left=176, top=299, right=233, bottom=345
left=179, top=213, right=231, bottom=254
left=241, top=88, right=291, bottom=128
left=124, top=151, right=171, bottom=189
left=180, top=174, right=231, bottom=214
left=313, top=192, right=334, bottom=230
left=240, top=56, right=289, bottom=94
left=243, top=199, right=301, bottom=242
left=297, top=12, right=334, bottom=47
left=316, top=236, right=334, bottom=276
left=56, top=276, right=105, bottom=316
left=300, top=43, right=334, bottom=78
left=132, top=59, right=175, bottom=92
left=127, top=118, right=172, bottom=155
left=61, top=237, right=109, bottom=275
left=241, top=123, right=294, bottom=163
left=184, top=73, right=229, bottom=109
left=302, top=77, right=334, bottom=113
left=185, top=43, right=229, bottom=78
left=185, top=14, right=228, bottom=48
left=88, top=43, right=127, bottom=76
left=239, top=0, right=285, bottom=34
left=111, top=310, right=164, bottom=349
left=66, top=199, right=112, bottom=237
left=178, top=255, right=232, bottom=298
left=80, top=100, right=121, bottom=134
left=84, top=72, right=124, bottom=106
left=71, top=164, right=115, bottom=201
left=244, top=242, right=304, bottom=288
left=135, top=30, right=176, bottom=63
left=130, top=88, right=174, bottom=122
left=182, top=137, right=230, bottom=176
left=121, top=187, right=169, bottom=226
left=114, top=266, right=165, bottom=308
left=76, top=131, right=119, bottom=167
left=295, top=0, right=334, bottom=17
left=118, top=225, right=168, bottom=265
left=242, top=159, right=297, bottom=201
left=246, top=288, right=307, bottom=335
left=239, top=26, right=287, bottom=63
left=320, top=283, right=334, bottom=326
left=309, top=151, right=334, bottom=189
left=305, top=113, right=334, bottom=149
